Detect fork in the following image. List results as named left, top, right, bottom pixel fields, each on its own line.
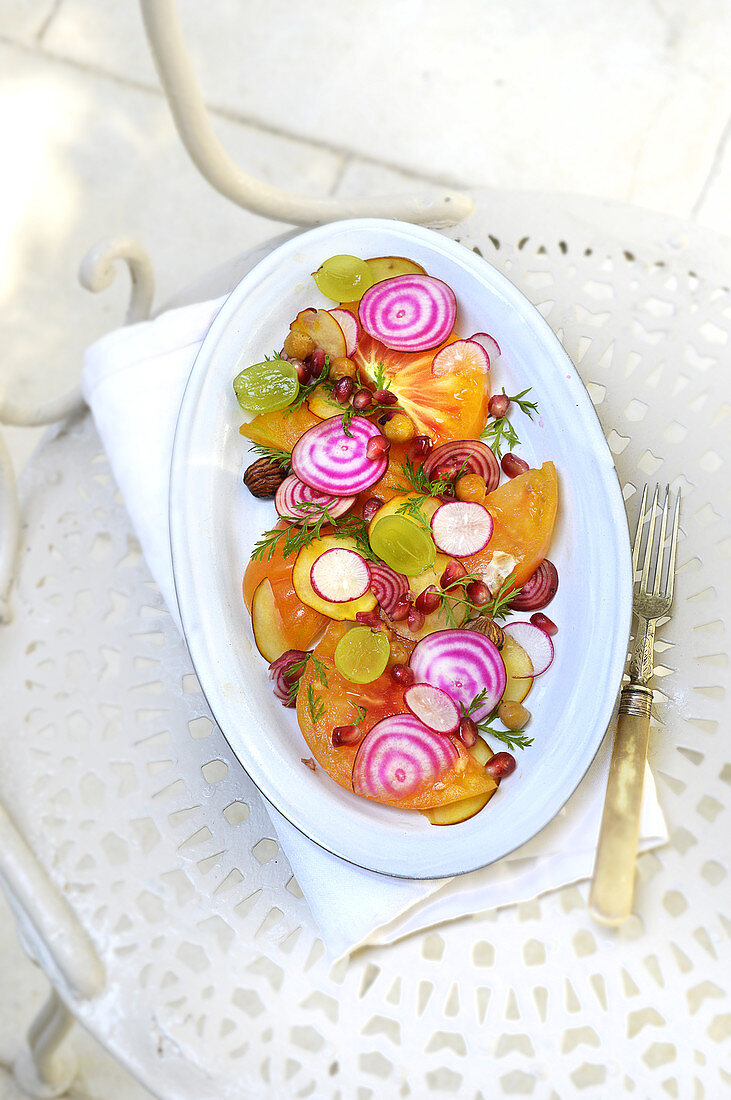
left=589, top=484, right=681, bottom=926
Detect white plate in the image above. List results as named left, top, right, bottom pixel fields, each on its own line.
left=169, top=218, right=631, bottom=879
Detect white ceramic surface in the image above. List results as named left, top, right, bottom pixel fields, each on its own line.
left=169, top=218, right=632, bottom=878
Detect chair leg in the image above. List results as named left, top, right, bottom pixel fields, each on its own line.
left=13, top=989, right=78, bottom=1099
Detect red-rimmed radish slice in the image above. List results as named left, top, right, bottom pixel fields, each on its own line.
left=329, top=308, right=361, bottom=356
left=430, top=501, right=493, bottom=558
left=503, top=621, right=554, bottom=676
left=410, top=629, right=506, bottom=718
left=421, top=439, right=500, bottom=492
left=404, top=683, right=460, bottom=734
left=369, top=559, right=409, bottom=615
left=310, top=547, right=371, bottom=603
left=291, top=418, right=388, bottom=496
left=268, top=648, right=307, bottom=707
left=470, top=331, right=501, bottom=363
left=358, top=274, right=456, bottom=352
left=432, top=339, right=490, bottom=378
left=510, top=559, right=559, bottom=610
left=352, top=714, right=458, bottom=801
left=275, top=474, right=355, bottom=522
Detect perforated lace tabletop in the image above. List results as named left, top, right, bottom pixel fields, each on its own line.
left=2, top=192, right=729, bottom=1099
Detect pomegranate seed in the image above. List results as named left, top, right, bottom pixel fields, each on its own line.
left=415, top=585, right=441, bottom=615
left=389, top=596, right=412, bottom=622
left=332, top=724, right=363, bottom=747
left=308, top=347, right=327, bottom=375
left=466, top=580, right=490, bottom=606
left=406, top=435, right=433, bottom=462
left=366, top=435, right=391, bottom=461
left=488, top=393, right=510, bottom=418
left=485, top=751, right=516, bottom=779
left=290, top=358, right=311, bottom=385
left=436, top=459, right=462, bottom=481
left=362, top=496, right=383, bottom=523
left=530, top=612, right=558, bottom=635
left=352, top=388, right=373, bottom=410
left=390, top=663, right=415, bottom=686
left=501, top=452, right=529, bottom=478
left=440, top=560, right=467, bottom=588
left=407, top=606, right=425, bottom=632
left=333, top=377, right=354, bottom=404
left=458, top=716, right=479, bottom=748
left=356, top=608, right=381, bottom=629
left=373, top=389, right=398, bottom=406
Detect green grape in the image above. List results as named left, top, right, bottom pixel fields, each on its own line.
left=233, top=358, right=299, bottom=413
left=312, top=254, right=375, bottom=303
left=369, top=515, right=436, bottom=576
left=334, top=626, right=391, bottom=684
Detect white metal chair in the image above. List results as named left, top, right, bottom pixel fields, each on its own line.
left=1, top=3, right=729, bottom=1096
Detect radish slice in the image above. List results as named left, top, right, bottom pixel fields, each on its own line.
left=268, top=649, right=307, bottom=707
left=510, top=559, right=559, bottom=611
left=310, top=547, right=371, bottom=603
left=470, top=331, right=501, bottom=363
left=352, top=714, right=458, bottom=801
left=358, top=274, right=456, bottom=352
left=291, top=417, right=388, bottom=496
left=409, top=629, right=506, bottom=719
left=275, top=474, right=355, bottom=522
left=432, top=339, right=490, bottom=377
left=421, top=439, right=500, bottom=492
left=329, top=308, right=361, bottom=356
left=404, top=683, right=460, bottom=734
left=503, top=621, right=554, bottom=676
left=369, top=559, right=409, bottom=615
left=430, top=501, right=494, bottom=557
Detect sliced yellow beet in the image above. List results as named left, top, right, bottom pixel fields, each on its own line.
left=424, top=737, right=498, bottom=824
left=293, top=536, right=377, bottom=621
left=366, top=492, right=441, bottom=535
left=306, top=383, right=342, bottom=419
left=500, top=634, right=533, bottom=704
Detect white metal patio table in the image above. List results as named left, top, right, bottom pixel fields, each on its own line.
left=0, top=187, right=729, bottom=1099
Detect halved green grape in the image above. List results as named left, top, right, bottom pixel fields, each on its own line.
left=233, top=359, right=299, bottom=413
left=312, top=255, right=375, bottom=303
left=334, top=626, right=391, bottom=684
left=369, top=514, right=437, bottom=576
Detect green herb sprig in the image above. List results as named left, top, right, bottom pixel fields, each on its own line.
left=306, top=682, right=326, bottom=726
left=247, top=442, right=292, bottom=469
left=285, top=651, right=329, bottom=704
left=481, top=387, right=539, bottom=457
left=460, top=690, right=533, bottom=751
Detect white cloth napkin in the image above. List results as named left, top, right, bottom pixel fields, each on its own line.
left=82, top=296, right=668, bottom=960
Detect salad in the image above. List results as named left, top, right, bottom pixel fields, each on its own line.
left=236, top=253, right=559, bottom=825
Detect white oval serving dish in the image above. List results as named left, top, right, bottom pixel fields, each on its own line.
left=169, top=218, right=631, bottom=879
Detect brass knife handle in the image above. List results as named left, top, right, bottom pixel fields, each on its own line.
left=589, top=684, right=653, bottom=926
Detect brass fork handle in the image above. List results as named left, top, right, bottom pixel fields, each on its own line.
left=589, top=685, right=653, bottom=926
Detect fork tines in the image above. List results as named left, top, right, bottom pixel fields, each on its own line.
left=631, top=483, right=681, bottom=601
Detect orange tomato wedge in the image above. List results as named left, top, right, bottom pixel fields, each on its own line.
left=243, top=535, right=327, bottom=652
left=295, top=623, right=497, bottom=809
left=462, top=462, right=559, bottom=590
left=353, top=331, right=490, bottom=444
